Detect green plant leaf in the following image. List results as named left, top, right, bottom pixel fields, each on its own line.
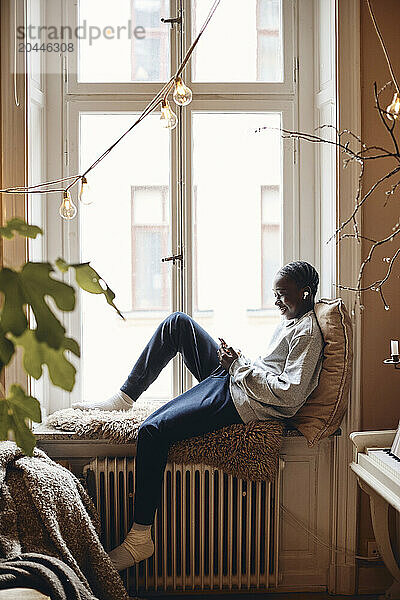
left=0, top=385, right=42, bottom=456
left=0, top=217, right=42, bottom=240
left=12, top=329, right=80, bottom=392
left=0, top=268, right=28, bottom=335
left=56, top=259, right=124, bottom=320
left=0, top=326, right=15, bottom=365
left=0, top=263, right=76, bottom=349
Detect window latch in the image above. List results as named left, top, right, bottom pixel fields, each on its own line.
left=161, top=15, right=182, bottom=27
left=161, top=252, right=183, bottom=265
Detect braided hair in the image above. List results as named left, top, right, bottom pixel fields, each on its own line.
left=278, top=261, right=319, bottom=299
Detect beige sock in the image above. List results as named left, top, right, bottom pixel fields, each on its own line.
left=72, top=390, right=133, bottom=412
left=108, top=526, right=154, bottom=571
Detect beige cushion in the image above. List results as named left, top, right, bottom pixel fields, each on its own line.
left=287, top=298, right=353, bottom=446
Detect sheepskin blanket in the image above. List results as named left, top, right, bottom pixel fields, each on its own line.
left=0, top=441, right=129, bottom=600
left=46, top=399, right=285, bottom=482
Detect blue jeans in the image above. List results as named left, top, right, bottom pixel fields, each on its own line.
left=120, top=312, right=243, bottom=525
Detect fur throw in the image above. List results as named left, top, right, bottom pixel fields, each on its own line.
left=47, top=400, right=285, bottom=482
left=0, top=441, right=129, bottom=600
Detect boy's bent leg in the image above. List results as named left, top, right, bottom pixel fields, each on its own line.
left=73, top=312, right=220, bottom=412
left=120, top=311, right=220, bottom=401
left=109, top=374, right=242, bottom=569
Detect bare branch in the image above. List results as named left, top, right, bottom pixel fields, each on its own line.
left=258, top=125, right=398, bottom=162
left=339, top=234, right=377, bottom=244
left=327, top=164, right=400, bottom=243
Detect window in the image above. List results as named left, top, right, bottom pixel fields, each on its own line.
left=41, top=0, right=316, bottom=412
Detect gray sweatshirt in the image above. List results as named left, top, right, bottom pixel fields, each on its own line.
left=229, top=309, right=324, bottom=423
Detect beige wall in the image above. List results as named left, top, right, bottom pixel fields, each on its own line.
left=361, top=0, right=400, bottom=430
left=358, top=0, right=400, bottom=564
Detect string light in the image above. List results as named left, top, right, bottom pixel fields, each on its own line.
left=386, top=93, right=400, bottom=120
left=79, top=176, right=93, bottom=205
left=160, top=99, right=178, bottom=130
left=59, top=191, right=77, bottom=220
left=173, top=77, right=193, bottom=106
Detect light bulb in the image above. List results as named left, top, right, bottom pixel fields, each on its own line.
left=173, top=77, right=193, bottom=106
left=59, top=191, right=77, bottom=220
left=160, top=99, right=178, bottom=130
left=386, top=93, right=400, bottom=120
left=79, top=176, right=93, bottom=205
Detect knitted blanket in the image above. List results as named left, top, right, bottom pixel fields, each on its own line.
left=46, top=399, right=285, bottom=482
left=0, top=442, right=129, bottom=600
left=0, top=553, right=98, bottom=600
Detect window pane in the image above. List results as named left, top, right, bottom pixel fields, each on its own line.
left=192, top=113, right=282, bottom=360
left=192, top=0, right=283, bottom=82
left=79, top=113, right=172, bottom=402
left=78, top=0, right=170, bottom=83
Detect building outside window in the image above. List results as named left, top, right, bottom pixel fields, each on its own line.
left=131, top=186, right=169, bottom=310
left=261, top=185, right=281, bottom=309
left=131, top=0, right=170, bottom=81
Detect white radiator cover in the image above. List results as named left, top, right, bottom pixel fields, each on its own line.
left=84, top=457, right=283, bottom=594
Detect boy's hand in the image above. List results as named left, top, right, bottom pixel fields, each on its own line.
left=217, top=345, right=239, bottom=372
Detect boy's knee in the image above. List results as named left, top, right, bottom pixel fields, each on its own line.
left=171, top=311, right=189, bottom=322
left=138, top=419, right=157, bottom=438
left=164, top=311, right=190, bottom=330
left=139, top=417, right=171, bottom=445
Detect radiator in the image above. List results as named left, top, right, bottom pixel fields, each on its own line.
left=84, top=457, right=282, bottom=594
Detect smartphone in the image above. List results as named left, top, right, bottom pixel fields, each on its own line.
left=218, top=337, right=228, bottom=349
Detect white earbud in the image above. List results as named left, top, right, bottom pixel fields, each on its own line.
left=303, top=291, right=309, bottom=299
